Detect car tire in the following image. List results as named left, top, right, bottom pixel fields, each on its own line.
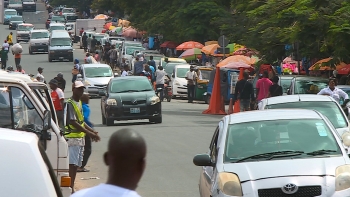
left=106, top=118, right=114, bottom=126
left=29, top=48, right=33, bottom=55
left=149, top=116, right=162, bottom=124
left=205, top=95, right=211, bottom=104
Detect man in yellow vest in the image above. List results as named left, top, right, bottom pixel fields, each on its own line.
left=7, top=32, right=13, bottom=46
left=64, top=81, right=100, bottom=193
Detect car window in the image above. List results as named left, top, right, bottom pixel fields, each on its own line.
left=5, top=11, right=17, bottom=15
left=294, top=79, right=328, bottom=94
left=50, top=38, right=71, bottom=47
left=280, top=78, right=292, bottom=93
left=176, top=68, right=189, bottom=78
left=225, top=119, right=341, bottom=162
left=10, top=16, right=22, bottom=21
left=85, top=67, right=112, bottom=78
left=266, top=101, right=347, bottom=128
left=125, top=47, right=143, bottom=55
left=51, top=16, right=65, bottom=22
left=200, top=70, right=211, bottom=80
left=31, top=32, right=49, bottom=39
left=50, top=26, right=65, bottom=31
left=110, top=78, right=153, bottom=93
left=209, top=127, right=219, bottom=163
left=164, top=63, right=184, bottom=76
left=17, top=25, right=34, bottom=31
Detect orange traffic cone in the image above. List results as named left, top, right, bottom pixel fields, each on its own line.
left=228, top=98, right=233, bottom=114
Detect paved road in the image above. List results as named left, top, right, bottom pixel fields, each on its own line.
left=2, top=3, right=224, bottom=197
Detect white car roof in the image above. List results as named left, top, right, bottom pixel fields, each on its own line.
left=5, top=9, right=17, bottom=12
left=83, top=63, right=110, bottom=68
left=175, top=64, right=191, bottom=68
left=337, top=85, right=350, bottom=89
left=50, top=23, right=65, bottom=27
left=228, top=109, right=322, bottom=124
left=262, top=94, right=335, bottom=106
left=0, top=128, right=57, bottom=197
left=31, top=29, right=49, bottom=33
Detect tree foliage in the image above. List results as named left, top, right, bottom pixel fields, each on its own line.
left=90, top=0, right=350, bottom=62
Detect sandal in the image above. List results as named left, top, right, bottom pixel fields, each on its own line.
left=77, top=168, right=90, bottom=172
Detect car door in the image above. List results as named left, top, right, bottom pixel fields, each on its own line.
left=200, top=125, right=220, bottom=197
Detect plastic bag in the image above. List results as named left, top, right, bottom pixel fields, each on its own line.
left=11, top=43, right=23, bottom=54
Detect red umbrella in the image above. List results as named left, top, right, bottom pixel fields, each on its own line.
left=176, top=41, right=204, bottom=50
left=104, top=22, right=112, bottom=30
left=160, top=41, right=178, bottom=48
left=122, top=28, right=142, bottom=38
left=338, top=64, right=350, bottom=75
left=222, top=62, right=254, bottom=71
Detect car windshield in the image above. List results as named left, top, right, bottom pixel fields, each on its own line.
left=280, top=78, right=293, bottom=93
left=110, top=78, right=153, bottom=93
left=85, top=67, right=112, bottom=78
left=50, top=38, right=71, bottom=47
left=176, top=68, right=189, bottom=78
left=51, top=16, right=65, bottom=22
left=10, top=16, right=22, bottom=21
left=109, top=37, right=124, bottom=41
left=161, top=59, right=186, bottom=67
left=224, top=119, right=341, bottom=163
left=200, top=70, right=211, bottom=80
left=125, top=42, right=142, bottom=48
left=5, top=11, right=17, bottom=15
left=17, top=25, right=33, bottom=31
left=94, top=35, right=105, bottom=41
left=66, top=15, right=77, bottom=22
left=294, top=78, right=329, bottom=94
left=9, top=0, right=21, bottom=4
left=164, top=63, right=184, bottom=75
left=22, top=0, right=34, bottom=2
left=31, top=32, right=49, bottom=39
left=50, top=26, right=65, bottom=31
left=126, top=47, right=143, bottom=55
left=62, top=9, right=74, bottom=13
left=266, top=101, right=347, bottom=128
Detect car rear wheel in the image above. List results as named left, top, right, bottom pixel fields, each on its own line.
left=149, top=116, right=162, bottom=124
left=106, top=118, right=114, bottom=126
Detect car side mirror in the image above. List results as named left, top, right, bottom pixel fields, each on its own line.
left=77, top=74, right=82, bottom=79
left=193, top=154, right=214, bottom=167
left=43, top=109, right=52, bottom=131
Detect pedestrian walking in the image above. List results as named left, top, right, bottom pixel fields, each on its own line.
left=72, top=59, right=80, bottom=83
left=256, top=71, right=272, bottom=109
left=155, top=66, right=167, bottom=101
left=108, top=45, right=117, bottom=69
left=103, top=42, right=111, bottom=64
left=90, top=36, right=97, bottom=55
left=147, top=56, right=156, bottom=70
left=2, top=40, right=9, bottom=52
left=268, top=76, right=283, bottom=97
left=94, top=51, right=100, bottom=63
left=0, top=47, right=8, bottom=70
left=87, top=34, right=92, bottom=52
left=15, top=65, right=25, bottom=74
left=121, top=65, right=129, bottom=77
left=78, top=94, right=92, bottom=172
left=64, top=81, right=100, bottom=193
left=36, top=67, right=45, bottom=83
left=13, top=50, right=21, bottom=68
left=134, top=57, right=143, bottom=76
left=71, top=128, right=146, bottom=197
left=79, top=28, right=84, bottom=36
left=82, top=32, right=88, bottom=52
left=7, top=32, right=13, bottom=46
left=185, top=66, right=197, bottom=103
left=234, top=71, right=255, bottom=112
left=54, top=72, right=66, bottom=92
left=49, top=79, right=65, bottom=128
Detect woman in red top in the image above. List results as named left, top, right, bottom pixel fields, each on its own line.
left=49, top=79, right=65, bottom=128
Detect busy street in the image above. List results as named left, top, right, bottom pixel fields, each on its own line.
left=1, top=2, right=220, bottom=197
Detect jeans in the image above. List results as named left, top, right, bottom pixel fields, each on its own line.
left=81, top=135, right=91, bottom=168
left=156, top=84, right=164, bottom=101
left=56, top=110, right=64, bottom=128
left=187, top=84, right=195, bottom=102
left=15, top=58, right=20, bottom=67
left=1, top=60, right=6, bottom=70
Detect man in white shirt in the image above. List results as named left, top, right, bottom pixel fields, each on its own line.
left=155, top=66, right=167, bottom=101
left=36, top=67, right=45, bottom=83
left=318, top=78, right=349, bottom=104
left=2, top=40, right=9, bottom=52
left=71, top=128, right=146, bottom=197
left=121, top=65, right=130, bottom=77
left=185, top=66, right=197, bottom=103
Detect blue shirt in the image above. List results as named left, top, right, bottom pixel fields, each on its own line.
left=82, top=102, right=93, bottom=128
left=149, top=66, right=155, bottom=80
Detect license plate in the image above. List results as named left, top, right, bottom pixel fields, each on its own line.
left=59, top=57, right=64, bottom=59
left=130, top=108, right=140, bottom=113
left=38, top=48, right=44, bottom=51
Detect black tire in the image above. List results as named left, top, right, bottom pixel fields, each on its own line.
left=29, top=48, right=33, bottom=54
left=149, top=116, right=162, bottom=124
left=167, top=96, right=171, bottom=102
left=205, top=95, right=211, bottom=104
left=106, top=118, right=114, bottom=126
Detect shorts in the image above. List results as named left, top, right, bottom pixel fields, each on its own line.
left=240, top=99, right=251, bottom=111
left=69, top=145, right=84, bottom=167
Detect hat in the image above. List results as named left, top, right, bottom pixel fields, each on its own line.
left=57, top=72, right=63, bottom=77
left=49, top=79, right=58, bottom=85
left=74, top=59, right=79, bottom=63
left=73, top=81, right=85, bottom=88
left=38, top=67, right=43, bottom=71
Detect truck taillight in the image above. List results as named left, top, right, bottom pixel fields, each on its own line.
left=61, top=176, right=71, bottom=187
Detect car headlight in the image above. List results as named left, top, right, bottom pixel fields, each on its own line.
left=218, top=172, right=243, bottom=196
left=174, top=80, right=180, bottom=86
left=83, top=80, right=90, bottom=86
left=335, top=165, right=350, bottom=191
left=106, top=98, right=117, bottom=105
left=149, top=96, right=160, bottom=105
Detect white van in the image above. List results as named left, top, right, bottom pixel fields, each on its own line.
left=0, top=74, right=71, bottom=196
left=0, top=128, right=63, bottom=197
left=49, top=30, right=74, bottom=62
left=170, top=64, right=191, bottom=97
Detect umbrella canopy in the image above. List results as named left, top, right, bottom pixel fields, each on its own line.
left=94, top=14, right=108, bottom=20
left=222, top=62, right=254, bottom=71
left=217, top=55, right=256, bottom=67
left=201, top=44, right=219, bottom=55
left=176, top=41, right=204, bottom=50
left=104, top=22, right=112, bottom=29
left=233, top=43, right=245, bottom=52
left=308, top=58, right=345, bottom=71
left=338, top=64, right=350, bottom=75
left=205, top=41, right=218, bottom=46
left=109, top=25, right=115, bottom=30
left=179, top=48, right=202, bottom=60
left=160, top=41, right=178, bottom=48
left=233, top=48, right=258, bottom=56
left=122, top=28, right=141, bottom=38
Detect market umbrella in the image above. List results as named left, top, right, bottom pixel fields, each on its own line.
left=94, top=14, right=108, bottom=20
left=309, top=58, right=345, bottom=71
left=160, top=41, right=178, bottom=48
left=179, top=48, right=202, bottom=60
left=211, top=43, right=235, bottom=57
left=201, top=44, right=219, bottom=55
left=233, top=48, right=258, bottom=56
left=109, top=25, right=115, bottom=30
left=104, top=22, right=112, bottom=29
left=205, top=41, right=218, bottom=46
left=122, top=28, right=141, bottom=38
left=338, top=64, right=350, bottom=75
left=233, top=43, right=245, bottom=52
left=217, top=55, right=256, bottom=67
left=222, top=62, right=254, bottom=71
left=176, top=41, right=204, bottom=50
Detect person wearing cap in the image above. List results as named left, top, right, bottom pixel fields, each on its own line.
left=185, top=65, right=198, bottom=103
left=0, top=47, right=8, bottom=70
left=64, top=81, right=100, bottom=193
left=49, top=79, right=65, bottom=127
left=36, top=67, right=45, bottom=83
left=54, top=73, right=66, bottom=92
left=15, top=65, right=25, bottom=74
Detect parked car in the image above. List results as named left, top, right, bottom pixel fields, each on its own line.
left=193, top=109, right=350, bottom=197
left=77, top=64, right=116, bottom=97
left=49, top=22, right=66, bottom=33
left=8, top=15, right=24, bottom=30
left=170, top=64, right=191, bottom=97
left=99, top=76, right=162, bottom=126
left=50, top=15, right=66, bottom=24
left=29, top=29, right=50, bottom=54
left=0, top=128, right=63, bottom=197
left=3, top=9, right=17, bottom=25
left=16, top=23, right=34, bottom=42
left=287, top=76, right=329, bottom=95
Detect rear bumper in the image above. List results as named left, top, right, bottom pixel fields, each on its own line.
left=104, top=102, right=161, bottom=120
left=17, top=36, right=30, bottom=42
left=49, top=52, right=73, bottom=60
left=30, top=45, right=49, bottom=52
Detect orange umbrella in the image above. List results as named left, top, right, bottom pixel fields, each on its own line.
left=222, top=62, right=254, bottom=71
left=201, top=44, right=219, bottom=55
left=309, top=58, right=346, bottom=71
left=122, top=28, right=142, bottom=38
left=176, top=41, right=204, bottom=50
left=94, top=14, right=108, bottom=20
left=104, top=22, right=112, bottom=29
left=205, top=41, right=218, bottom=46
left=217, top=55, right=256, bottom=67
